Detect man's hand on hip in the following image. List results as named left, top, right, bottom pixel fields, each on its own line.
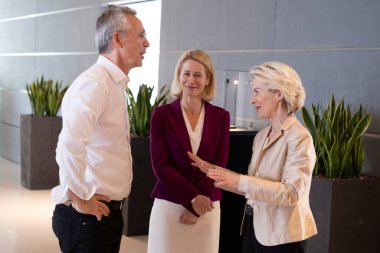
left=67, top=189, right=111, bottom=221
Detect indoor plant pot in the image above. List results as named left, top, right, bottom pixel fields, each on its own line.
left=21, top=115, right=61, bottom=189
left=20, top=76, right=68, bottom=190
left=122, top=136, right=155, bottom=236
left=122, top=84, right=169, bottom=236
left=309, top=176, right=380, bottom=253
left=302, top=95, right=378, bottom=253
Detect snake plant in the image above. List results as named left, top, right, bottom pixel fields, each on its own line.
left=302, top=95, right=371, bottom=179
left=26, top=76, right=69, bottom=116
left=126, top=84, right=169, bottom=137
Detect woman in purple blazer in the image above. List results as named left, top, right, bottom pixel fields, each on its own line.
left=147, top=49, right=230, bottom=253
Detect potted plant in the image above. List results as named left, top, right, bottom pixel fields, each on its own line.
left=122, top=84, right=169, bottom=236
left=302, top=95, right=380, bottom=253
left=21, top=76, right=68, bottom=190
left=127, top=84, right=170, bottom=137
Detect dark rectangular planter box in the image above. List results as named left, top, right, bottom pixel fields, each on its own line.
left=122, top=136, right=155, bottom=236
left=20, top=115, right=61, bottom=190
left=309, top=177, right=380, bottom=253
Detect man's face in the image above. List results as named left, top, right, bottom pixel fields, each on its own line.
left=118, top=15, right=150, bottom=73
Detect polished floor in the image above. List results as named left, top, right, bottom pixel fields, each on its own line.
left=0, top=157, right=148, bottom=253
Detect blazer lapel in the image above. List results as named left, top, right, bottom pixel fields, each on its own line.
left=263, top=131, right=282, bottom=150
left=251, top=127, right=281, bottom=175
left=168, top=99, right=192, bottom=154
left=263, top=115, right=297, bottom=150
left=251, top=115, right=298, bottom=174
left=196, top=102, right=213, bottom=157
left=250, top=128, right=270, bottom=175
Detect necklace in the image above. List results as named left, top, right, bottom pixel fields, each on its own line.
left=268, top=127, right=281, bottom=141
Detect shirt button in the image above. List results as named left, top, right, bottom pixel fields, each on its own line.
left=253, top=205, right=259, bottom=212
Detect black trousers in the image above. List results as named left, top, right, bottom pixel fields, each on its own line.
left=242, top=212, right=308, bottom=253
left=52, top=204, right=124, bottom=253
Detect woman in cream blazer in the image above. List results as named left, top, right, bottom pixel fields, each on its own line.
left=189, top=61, right=317, bottom=253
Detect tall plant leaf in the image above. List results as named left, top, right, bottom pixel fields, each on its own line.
left=302, top=95, right=371, bottom=179
left=126, top=84, right=170, bottom=137
left=25, top=76, right=68, bottom=117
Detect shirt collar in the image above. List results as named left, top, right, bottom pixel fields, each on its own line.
left=97, top=55, right=129, bottom=89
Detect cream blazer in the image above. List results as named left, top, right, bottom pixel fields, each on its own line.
left=238, top=115, right=317, bottom=246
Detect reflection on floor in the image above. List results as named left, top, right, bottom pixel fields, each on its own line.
left=0, top=157, right=148, bottom=253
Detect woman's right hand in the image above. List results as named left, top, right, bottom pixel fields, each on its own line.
left=207, top=167, right=240, bottom=190
left=191, top=194, right=214, bottom=216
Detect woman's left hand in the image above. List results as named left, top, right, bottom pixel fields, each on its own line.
left=187, top=151, right=215, bottom=173
left=207, top=168, right=240, bottom=190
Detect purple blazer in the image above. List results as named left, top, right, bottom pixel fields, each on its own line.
left=150, top=99, right=230, bottom=215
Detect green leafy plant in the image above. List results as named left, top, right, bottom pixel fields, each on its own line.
left=126, top=84, right=170, bottom=137
left=26, top=76, right=69, bottom=116
left=302, top=95, right=371, bottom=179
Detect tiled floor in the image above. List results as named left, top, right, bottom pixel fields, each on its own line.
left=0, top=157, right=148, bottom=253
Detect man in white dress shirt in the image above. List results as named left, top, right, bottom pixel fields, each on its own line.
left=51, top=6, right=149, bottom=253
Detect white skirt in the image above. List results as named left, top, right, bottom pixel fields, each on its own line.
left=147, top=198, right=220, bottom=253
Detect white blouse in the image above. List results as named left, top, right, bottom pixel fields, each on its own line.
left=181, top=103, right=205, bottom=155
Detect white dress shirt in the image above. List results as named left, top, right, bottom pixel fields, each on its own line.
left=51, top=55, right=133, bottom=204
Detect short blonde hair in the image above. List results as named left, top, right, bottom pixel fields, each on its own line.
left=250, top=61, right=305, bottom=113
left=171, top=49, right=216, bottom=102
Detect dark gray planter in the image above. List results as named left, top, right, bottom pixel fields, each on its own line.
left=308, top=176, right=380, bottom=253
left=122, top=136, right=155, bottom=236
left=20, top=115, right=61, bottom=190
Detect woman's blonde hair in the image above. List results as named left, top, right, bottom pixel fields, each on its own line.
left=250, top=61, right=305, bottom=113
left=171, top=49, right=216, bottom=102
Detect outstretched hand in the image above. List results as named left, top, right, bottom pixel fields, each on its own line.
left=187, top=151, right=215, bottom=173
left=187, top=151, right=240, bottom=190
left=207, top=168, right=240, bottom=190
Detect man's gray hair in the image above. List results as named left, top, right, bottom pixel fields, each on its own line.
left=95, top=6, right=136, bottom=54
